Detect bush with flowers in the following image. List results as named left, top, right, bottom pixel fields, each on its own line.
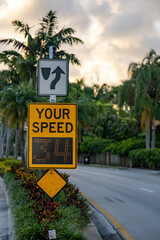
left=4, top=163, right=90, bottom=240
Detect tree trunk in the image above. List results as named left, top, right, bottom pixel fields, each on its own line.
left=0, top=122, right=4, bottom=157
left=146, top=120, right=150, bottom=149
left=29, top=77, right=33, bottom=86
left=151, top=118, right=156, bottom=148
left=15, top=123, right=19, bottom=160
left=0, top=125, right=8, bottom=157
left=24, top=128, right=28, bottom=168
left=21, top=126, right=28, bottom=172
left=5, top=127, right=12, bottom=159
left=21, top=127, right=25, bottom=161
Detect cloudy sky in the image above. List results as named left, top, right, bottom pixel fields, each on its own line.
left=0, top=0, right=160, bottom=87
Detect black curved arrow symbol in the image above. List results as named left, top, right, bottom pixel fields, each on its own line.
left=50, top=66, right=65, bottom=89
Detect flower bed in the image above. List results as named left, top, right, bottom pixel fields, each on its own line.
left=4, top=163, right=90, bottom=240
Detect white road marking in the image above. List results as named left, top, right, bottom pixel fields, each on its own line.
left=140, top=187, right=154, bottom=193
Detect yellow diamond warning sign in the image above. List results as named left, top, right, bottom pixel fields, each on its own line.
left=37, top=169, right=67, bottom=198
left=27, top=103, right=77, bottom=169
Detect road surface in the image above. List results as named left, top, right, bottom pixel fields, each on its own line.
left=60, top=165, right=160, bottom=240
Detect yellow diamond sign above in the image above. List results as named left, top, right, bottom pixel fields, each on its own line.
left=37, top=169, right=67, bottom=199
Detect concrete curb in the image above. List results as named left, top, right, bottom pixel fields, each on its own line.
left=90, top=205, right=122, bottom=240
left=82, top=193, right=124, bottom=240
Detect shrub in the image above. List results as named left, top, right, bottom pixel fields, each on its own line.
left=5, top=164, right=89, bottom=239
left=6, top=157, right=15, bottom=160
left=0, top=157, right=5, bottom=162
left=0, top=167, right=5, bottom=177
left=129, top=148, right=160, bottom=169
left=0, top=159, right=21, bottom=177
left=0, top=162, right=5, bottom=167
left=103, top=142, right=118, bottom=154
left=129, top=149, right=147, bottom=167
left=94, top=108, right=139, bottom=141
left=104, top=138, right=145, bottom=156
left=4, top=172, right=49, bottom=240
left=5, top=160, right=21, bottom=166
left=79, top=136, right=114, bottom=154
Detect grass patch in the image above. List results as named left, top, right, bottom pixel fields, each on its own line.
left=4, top=167, right=89, bottom=240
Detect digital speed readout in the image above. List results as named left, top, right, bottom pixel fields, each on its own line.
left=32, top=137, right=73, bottom=165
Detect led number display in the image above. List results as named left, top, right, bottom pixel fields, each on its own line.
left=32, top=137, right=73, bottom=165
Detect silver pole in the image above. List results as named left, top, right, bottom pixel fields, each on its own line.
left=49, top=46, right=56, bottom=103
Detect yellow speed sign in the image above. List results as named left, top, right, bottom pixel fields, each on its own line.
left=27, top=103, right=77, bottom=169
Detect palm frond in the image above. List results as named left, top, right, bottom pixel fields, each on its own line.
left=118, top=79, right=135, bottom=109
left=12, top=20, right=30, bottom=38
left=39, top=10, right=57, bottom=36
left=62, top=36, right=84, bottom=45
left=52, top=27, right=83, bottom=47
left=56, top=50, right=81, bottom=66
left=0, top=38, right=34, bottom=54
left=142, top=49, right=157, bottom=65
left=127, top=62, right=140, bottom=78
left=0, top=53, right=10, bottom=65
left=2, top=50, right=22, bottom=57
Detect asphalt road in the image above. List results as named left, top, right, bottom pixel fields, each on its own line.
left=60, top=165, right=160, bottom=240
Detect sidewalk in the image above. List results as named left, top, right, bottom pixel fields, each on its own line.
left=0, top=178, right=13, bottom=240
left=83, top=219, right=102, bottom=240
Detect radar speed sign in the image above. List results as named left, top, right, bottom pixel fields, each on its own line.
left=27, top=103, right=77, bottom=169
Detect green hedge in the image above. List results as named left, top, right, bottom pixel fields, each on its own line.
left=5, top=160, right=21, bottom=166
left=0, top=159, right=22, bottom=177
left=79, top=137, right=146, bottom=156
left=103, top=137, right=145, bottom=156
left=129, top=148, right=160, bottom=169
left=79, top=136, right=114, bottom=154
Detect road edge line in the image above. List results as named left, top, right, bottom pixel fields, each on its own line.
left=81, top=192, right=135, bottom=240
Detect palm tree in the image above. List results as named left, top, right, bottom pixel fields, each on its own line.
left=0, top=10, right=83, bottom=86
left=119, top=49, right=160, bottom=148
left=0, top=50, right=32, bottom=86
left=0, top=84, right=43, bottom=170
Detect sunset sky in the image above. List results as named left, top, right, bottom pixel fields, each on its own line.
left=0, top=0, right=160, bottom=87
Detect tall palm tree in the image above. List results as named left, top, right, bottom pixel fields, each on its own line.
left=139, top=50, right=160, bottom=148
left=119, top=49, right=160, bottom=148
left=0, top=84, right=43, bottom=170
left=0, top=10, right=83, bottom=86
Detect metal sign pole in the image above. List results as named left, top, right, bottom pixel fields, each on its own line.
left=49, top=46, right=56, bottom=203
left=49, top=46, right=56, bottom=103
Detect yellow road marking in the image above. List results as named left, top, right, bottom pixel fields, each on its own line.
left=81, top=192, right=135, bottom=240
